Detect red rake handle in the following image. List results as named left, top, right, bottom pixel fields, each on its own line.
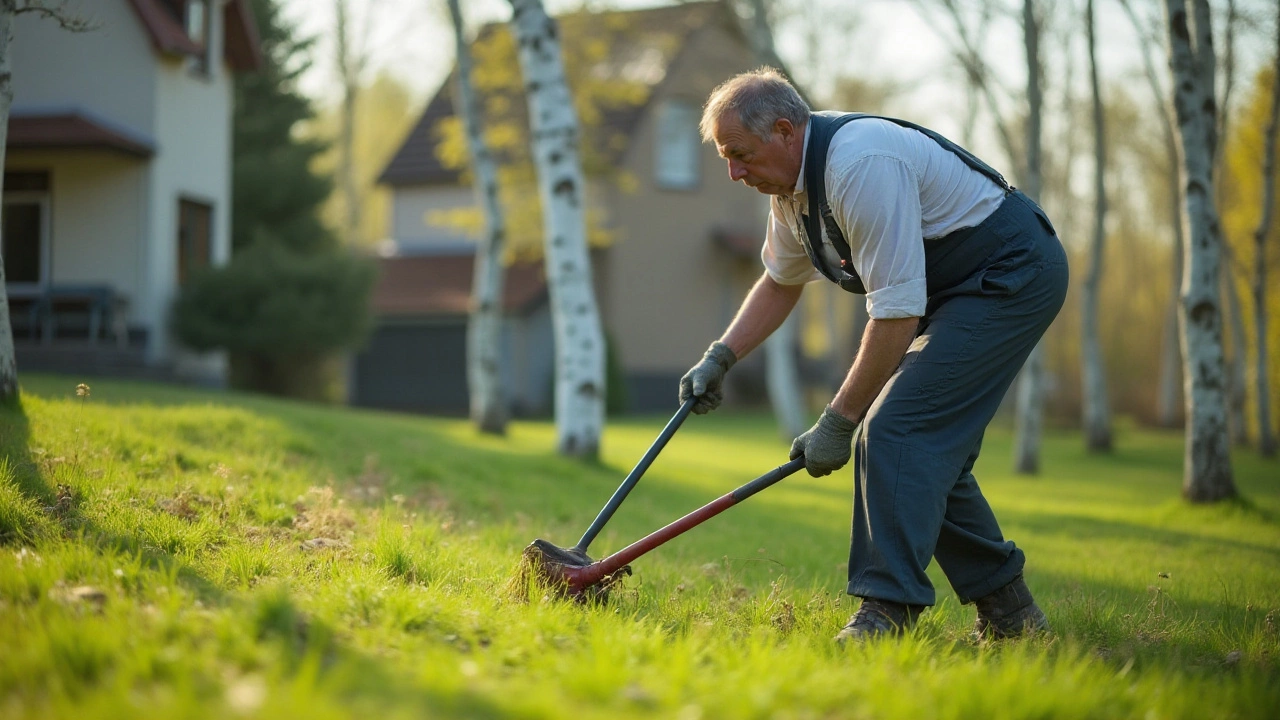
left=566, top=457, right=807, bottom=590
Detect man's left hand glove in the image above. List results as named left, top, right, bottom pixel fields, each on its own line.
left=790, top=405, right=859, bottom=477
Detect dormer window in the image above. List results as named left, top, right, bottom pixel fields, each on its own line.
left=185, top=0, right=212, bottom=75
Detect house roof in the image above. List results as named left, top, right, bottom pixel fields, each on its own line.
left=372, top=253, right=548, bottom=317
left=127, top=0, right=262, bottom=72
left=7, top=109, right=156, bottom=157
left=379, top=1, right=731, bottom=187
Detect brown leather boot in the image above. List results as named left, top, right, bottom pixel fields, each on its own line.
left=973, top=575, right=1050, bottom=640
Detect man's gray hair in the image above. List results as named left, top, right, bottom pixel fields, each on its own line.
left=699, top=67, right=811, bottom=143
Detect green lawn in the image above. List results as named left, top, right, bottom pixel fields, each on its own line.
left=2, top=374, right=1277, bottom=719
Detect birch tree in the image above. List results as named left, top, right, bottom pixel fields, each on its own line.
left=507, top=0, right=605, bottom=457
left=1012, top=0, right=1047, bottom=474
left=1163, top=0, right=1236, bottom=501
left=1080, top=0, right=1112, bottom=452
left=448, top=0, right=506, bottom=430
left=1251, top=9, right=1280, bottom=458
left=447, top=0, right=508, bottom=435
left=1119, top=0, right=1184, bottom=427
left=334, top=0, right=368, bottom=246
left=0, top=2, right=16, bottom=405
left=0, top=1, right=93, bottom=405
left=1216, top=0, right=1249, bottom=446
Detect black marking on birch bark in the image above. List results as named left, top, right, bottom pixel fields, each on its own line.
left=1189, top=299, right=1216, bottom=325
left=543, top=18, right=558, bottom=41
left=577, top=381, right=599, bottom=398
left=1171, top=11, right=1189, bottom=41
left=527, top=80, right=541, bottom=95
left=551, top=235, right=564, bottom=246
left=1187, top=178, right=1206, bottom=196
left=561, top=262, right=573, bottom=276
left=549, top=151, right=562, bottom=164
left=553, top=178, right=576, bottom=197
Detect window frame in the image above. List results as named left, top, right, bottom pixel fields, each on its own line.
left=652, top=98, right=702, bottom=192
left=176, top=196, right=214, bottom=287
left=184, top=0, right=214, bottom=77
left=2, top=190, right=53, bottom=290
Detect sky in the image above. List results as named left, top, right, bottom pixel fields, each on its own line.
left=278, top=0, right=1275, bottom=158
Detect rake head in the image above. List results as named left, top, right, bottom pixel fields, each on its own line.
left=517, top=538, right=631, bottom=603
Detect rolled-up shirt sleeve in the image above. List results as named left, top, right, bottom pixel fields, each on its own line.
left=828, top=153, right=927, bottom=319
left=761, top=196, right=823, bottom=285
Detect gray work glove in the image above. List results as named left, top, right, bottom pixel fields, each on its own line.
left=679, top=341, right=737, bottom=414
left=790, top=405, right=859, bottom=477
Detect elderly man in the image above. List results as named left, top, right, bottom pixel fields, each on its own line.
left=679, top=67, right=1067, bottom=642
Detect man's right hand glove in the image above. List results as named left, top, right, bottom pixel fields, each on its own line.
left=678, top=341, right=737, bottom=414
left=790, top=405, right=860, bottom=477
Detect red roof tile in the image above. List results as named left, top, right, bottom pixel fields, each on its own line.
left=372, top=254, right=548, bottom=317
left=126, top=0, right=262, bottom=72
left=8, top=112, right=155, bottom=157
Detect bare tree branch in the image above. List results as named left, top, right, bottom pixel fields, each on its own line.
left=14, top=0, right=96, bottom=32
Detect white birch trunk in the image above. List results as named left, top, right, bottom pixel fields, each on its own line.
left=508, top=0, right=604, bottom=458
left=1013, top=0, right=1046, bottom=475
left=1119, top=0, right=1186, bottom=427
left=1164, top=0, right=1236, bottom=501
left=1158, top=152, right=1186, bottom=427
left=335, top=0, right=362, bottom=246
left=1081, top=0, right=1111, bottom=452
left=0, top=1, right=18, bottom=404
left=1252, top=10, right=1279, bottom=458
left=448, top=0, right=507, bottom=435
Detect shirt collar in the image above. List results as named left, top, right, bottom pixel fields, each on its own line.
left=791, top=119, right=813, bottom=199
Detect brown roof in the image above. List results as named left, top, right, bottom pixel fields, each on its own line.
left=372, top=254, right=548, bottom=317
left=126, top=0, right=262, bottom=72
left=8, top=111, right=155, bottom=157
left=379, top=1, right=730, bottom=187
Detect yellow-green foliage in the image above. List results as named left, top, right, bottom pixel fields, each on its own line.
left=1, top=375, right=1278, bottom=718
left=430, top=11, right=673, bottom=262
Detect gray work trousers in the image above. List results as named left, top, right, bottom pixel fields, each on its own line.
left=847, top=191, right=1069, bottom=607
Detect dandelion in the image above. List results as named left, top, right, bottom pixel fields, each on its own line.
left=75, top=383, right=91, bottom=398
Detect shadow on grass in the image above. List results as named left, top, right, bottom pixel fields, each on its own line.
left=0, top=396, right=226, bottom=603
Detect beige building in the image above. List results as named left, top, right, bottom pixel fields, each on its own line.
left=360, top=1, right=778, bottom=415
left=4, top=0, right=259, bottom=381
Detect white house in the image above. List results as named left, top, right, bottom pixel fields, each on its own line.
left=3, top=0, right=260, bottom=381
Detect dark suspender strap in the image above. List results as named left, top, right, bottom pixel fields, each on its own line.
left=800, top=111, right=1013, bottom=292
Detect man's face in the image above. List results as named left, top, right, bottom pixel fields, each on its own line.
left=712, top=113, right=804, bottom=196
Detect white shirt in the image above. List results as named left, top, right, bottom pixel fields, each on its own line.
left=762, top=117, right=1007, bottom=319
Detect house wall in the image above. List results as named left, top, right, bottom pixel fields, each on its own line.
left=602, top=19, right=768, bottom=408
left=146, top=5, right=235, bottom=377
left=10, top=0, right=158, bottom=139
left=4, top=150, right=149, bottom=305
left=390, top=185, right=477, bottom=245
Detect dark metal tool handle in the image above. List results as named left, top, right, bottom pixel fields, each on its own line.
left=584, top=456, right=807, bottom=581
left=574, top=396, right=697, bottom=553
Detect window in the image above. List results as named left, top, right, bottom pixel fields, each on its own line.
left=2, top=171, right=51, bottom=288
left=177, top=198, right=213, bottom=286
left=185, top=0, right=212, bottom=75
left=653, top=99, right=701, bottom=190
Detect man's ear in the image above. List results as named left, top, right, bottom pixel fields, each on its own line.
left=774, top=118, right=795, bottom=139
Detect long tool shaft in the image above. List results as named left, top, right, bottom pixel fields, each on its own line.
left=567, top=457, right=806, bottom=590
left=575, top=397, right=697, bottom=552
